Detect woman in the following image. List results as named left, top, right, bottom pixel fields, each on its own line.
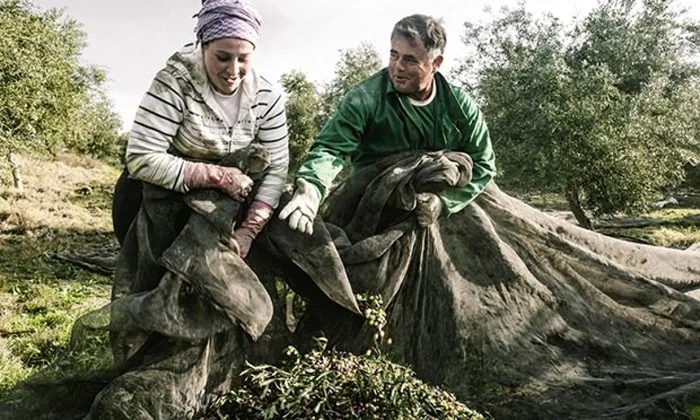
left=113, top=0, right=289, bottom=259
left=89, top=1, right=290, bottom=417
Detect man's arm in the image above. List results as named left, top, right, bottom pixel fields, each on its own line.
left=280, top=88, right=370, bottom=234
left=295, top=89, right=370, bottom=200
left=439, top=92, right=496, bottom=215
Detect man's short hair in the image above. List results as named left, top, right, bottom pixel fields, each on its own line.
left=391, top=14, right=447, bottom=59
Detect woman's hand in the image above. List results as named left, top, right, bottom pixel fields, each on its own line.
left=183, top=161, right=253, bottom=201
left=233, top=200, right=274, bottom=258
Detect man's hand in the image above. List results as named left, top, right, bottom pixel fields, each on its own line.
left=279, top=178, right=320, bottom=235
left=415, top=192, right=443, bottom=227
left=184, top=161, right=253, bottom=201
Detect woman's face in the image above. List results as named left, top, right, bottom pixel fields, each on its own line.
left=202, top=38, right=255, bottom=94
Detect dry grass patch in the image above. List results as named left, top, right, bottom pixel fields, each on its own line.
left=644, top=207, right=700, bottom=222
left=0, top=152, right=117, bottom=397
left=0, top=153, right=119, bottom=233
left=619, top=226, right=700, bottom=249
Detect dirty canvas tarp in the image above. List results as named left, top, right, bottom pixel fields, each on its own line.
left=259, top=150, right=700, bottom=419
left=0, top=145, right=358, bottom=420
left=79, top=145, right=281, bottom=419
left=3, top=149, right=700, bottom=419
left=78, top=146, right=359, bottom=419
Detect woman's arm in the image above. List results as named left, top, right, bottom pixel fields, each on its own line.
left=252, top=87, right=290, bottom=208
left=125, top=69, right=187, bottom=191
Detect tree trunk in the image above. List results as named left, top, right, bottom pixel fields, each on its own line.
left=565, top=184, right=592, bottom=230
left=7, top=152, right=23, bottom=194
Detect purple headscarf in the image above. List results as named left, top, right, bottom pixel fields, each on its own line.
left=194, top=0, right=262, bottom=47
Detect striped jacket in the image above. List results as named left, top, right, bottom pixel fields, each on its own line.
left=126, top=44, right=289, bottom=208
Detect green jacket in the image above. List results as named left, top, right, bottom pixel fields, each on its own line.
left=297, top=69, right=496, bottom=215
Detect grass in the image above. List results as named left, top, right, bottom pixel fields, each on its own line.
left=510, top=190, right=570, bottom=211
left=0, top=152, right=118, bottom=397
left=597, top=206, right=700, bottom=249
left=615, top=225, right=700, bottom=248
left=0, top=152, right=115, bottom=233
left=645, top=207, right=700, bottom=221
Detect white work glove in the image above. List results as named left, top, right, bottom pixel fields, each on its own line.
left=279, top=178, right=321, bottom=235
left=415, top=192, right=443, bottom=227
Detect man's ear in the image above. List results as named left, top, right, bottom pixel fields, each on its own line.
left=432, top=54, right=444, bottom=73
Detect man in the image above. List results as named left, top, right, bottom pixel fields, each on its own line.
left=280, top=14, right=496, bottom=233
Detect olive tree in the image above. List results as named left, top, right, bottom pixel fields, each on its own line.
left=453, top=0, right=700, bottom=228
left=0, top=0, right=123, bottom=170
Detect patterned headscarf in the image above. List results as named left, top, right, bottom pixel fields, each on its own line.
left=194, top=0, right=262, bottom=47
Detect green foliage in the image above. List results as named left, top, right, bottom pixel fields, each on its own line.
left=204, top=294, right=482, bottom=419
left=203, top=338, right=483, bottom=420
left=691, top=405, right=700, bottom=420
left=0, top=0, right=123, bottom=163
left=454, top=0, right=700, bottom=219
left=63, top=91, right=126, bottom=165
left=319, top=42, right=383, bottom=127
left=568, top=0, right=700, bottom=96
left=280, top=71, right=322, bottom=176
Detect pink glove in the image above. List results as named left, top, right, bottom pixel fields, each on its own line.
left=233, top=200, right=274, bottom=258
left=183, top=161, right=253, bottom=201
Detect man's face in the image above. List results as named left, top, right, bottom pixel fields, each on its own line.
left=202, top=38, right=255, bottom=95
left=388, top=34, right=443, bottom=100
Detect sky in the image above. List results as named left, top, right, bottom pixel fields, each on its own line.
left=30, top=0, right=700, bottom=131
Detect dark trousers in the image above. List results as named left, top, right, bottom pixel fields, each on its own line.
left=112, top=169, right=143, bottom=246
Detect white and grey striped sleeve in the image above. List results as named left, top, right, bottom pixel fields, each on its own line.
left=254, top=86, right=290, bottom=208
left=125, top=70, right=188, bottom=192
